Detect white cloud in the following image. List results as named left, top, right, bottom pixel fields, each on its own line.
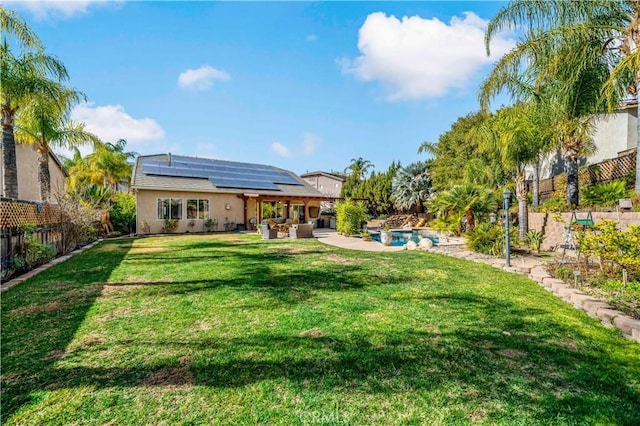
left=342, top=11, right=515, bottom=100
left=178, top=65, right=230, bottom=91
left=7, top=0, right=121, bottom=20
left=271, top=142, right=292, bottom=158
left=302, top=132, right=321, bottom=155
left=71, top=102, right=165, bottom=145
left=306, top=34, right=318, bottom=42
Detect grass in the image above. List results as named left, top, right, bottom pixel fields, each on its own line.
left=2, top=233, right=640, bottom=425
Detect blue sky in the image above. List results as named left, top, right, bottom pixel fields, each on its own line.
left=9, top=1, right=513, bottom=175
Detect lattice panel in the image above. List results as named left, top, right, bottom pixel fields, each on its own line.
left=0, top=200, right=63, bottom=229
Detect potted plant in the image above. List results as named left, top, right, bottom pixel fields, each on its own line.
left=187, top=219, right=195, bottom=232
left=380, top=222, right=392, bottom=246
left=204, top=218, right=214, bottom=232
left=361, top=230, right=372, bottom=242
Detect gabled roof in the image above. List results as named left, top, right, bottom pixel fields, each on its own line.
left=299, top=170, right=346, bottom=182
left=132, top=154, right=328, bottom=198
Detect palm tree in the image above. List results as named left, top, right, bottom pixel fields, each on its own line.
left=1, top=41, right=70, bottom=199
left=470, top=103, right=555, bottom=239
left=15, top=95, right=100, bottom=201
left=390, top=161, right=432, bottom=213
left=87, top=139, right=137, bottom=191
left=1, top=7, right=43, bottom=51
left=482, top=10, right=609, bottom=206
left=484, top=0, right=640, bottom=195
left=344, top=157, right=373, bottom=181
left=427, top=184, right=499, bottom=233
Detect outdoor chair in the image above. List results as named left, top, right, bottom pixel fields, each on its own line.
left=289, top=223, right=314, bottom=239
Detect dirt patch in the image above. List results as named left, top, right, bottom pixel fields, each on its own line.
left=101, top=283, right=144, bottom=295
left=324, top=254, right=354, bottom=265
left=95, top=244, right=127, bottom=253
left=76, top=332, right=107, bottom=347
left=141, top=366, right=194, bottom=388
left=299, top=327, right=324, bottom=339
left=128, top=246, right=165, bottom=255
left=46, top=349, right=67, bottom=360
left=497, top=349, right=527, bottom=358
left=94, top=307, right=134, bottom=323
left=178, top=355, right=193, bottom=365
left=9, top=285, right=100, bottom=316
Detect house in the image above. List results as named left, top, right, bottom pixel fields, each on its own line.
left=300, top=171, right=345, bottom=197
left=536, top=101, right=638, bottom=180
left=131, top=154, right=335, bottom=234
left=0, top=142, right=68, bottom=202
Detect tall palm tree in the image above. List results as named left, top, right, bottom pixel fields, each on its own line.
left=1, top=43, right=70, bottom=199
left=485, top=0, right=640, bottom=195
left=390, top=161, right=432, bottom=213
left=1, top=7, right=43, bottom=51
left=482, top=9, right=609, bottom=206
left=15, top=96, right=100, bottom=201
left=471, top=104, right=545, bottom=239
left=344, top=157, right=373, bottom=181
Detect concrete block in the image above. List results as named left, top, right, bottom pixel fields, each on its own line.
left=557, top=287, right=581, bottom=301
left=551, top=281, right=568, bottom=293
left=613, top=315, right=640, bottom=336
left=632, top=328, right=640, bottom=344
left=596, top=308, right=622, bottom=324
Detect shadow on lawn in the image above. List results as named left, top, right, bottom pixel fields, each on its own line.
left=2, top=236, right=640, bottom=424
left=0, top=239, right=133, bottom=423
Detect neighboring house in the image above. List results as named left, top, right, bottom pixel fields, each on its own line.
left=0, top=142, right=67, bottom=202
left=300, top=171, right=345, bottom=197
left=535, top=101, right=638, bottom=180
left=131, top=154, right=334, bottom=234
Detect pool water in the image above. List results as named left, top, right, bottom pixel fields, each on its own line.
left=371, top=230, right=439, bottom=247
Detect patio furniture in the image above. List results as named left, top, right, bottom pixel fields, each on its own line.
left=261, top=225, right=278, bottom=240
left=289, top=223, right=314, bottom=239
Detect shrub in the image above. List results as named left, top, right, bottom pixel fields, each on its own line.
left=466, top=223, right=508, bottom=256
left=336, top=200, right=368, bottom=236
left=162, top=219, right=179, bottom=233
left=536, top=196, right=566, bottom=213
left=526, top=229, right=544, bottom=251
left=110, top=192, right=136, bottom=234
left=578, top=220, right=640, bottom=278
left=581, top=179, right=630, bottom=208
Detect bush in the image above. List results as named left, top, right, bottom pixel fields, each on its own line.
left=466, top=223, right=508, bottom=256
left=336, top=200, right=368, bottom=236
left=526, top=229, right=544, bottom=251
left=581, top=179, right=630, bottom=208
left=162, top=219, right=179, bottom=233
left=536, top=196, right=566, bottom=213
left=578, top=220, right=640, bottom=278
left=110, top=192, right=136, bottom=234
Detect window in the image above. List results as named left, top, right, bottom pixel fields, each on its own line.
left=157, top=198, right=182, bottom=220
left=187, top=199, right=210, bottom=219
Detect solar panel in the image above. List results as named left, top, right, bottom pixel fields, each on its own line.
left=141, top=156, right=303, bottom=191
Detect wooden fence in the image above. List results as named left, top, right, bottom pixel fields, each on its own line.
left=538, top=149, right=637, bottom=200
left=1, top=198, right=74, bottom=278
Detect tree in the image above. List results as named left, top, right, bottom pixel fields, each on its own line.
left=344, top=157, right=373, bottom=181
left=1, top=7, right=43, bottom=52
left=15, top=93, right=100, bottom=201
left=484, top=0, right=640, bottom=201
left=1, top=16, right=70, bottom=199
left=390, top=161, right=432, bottom=213
left=419, top=112, right=507, bottom=191
left=470, top=103, right=554, bottom=239
left=426, top=183, right=499, bottom=234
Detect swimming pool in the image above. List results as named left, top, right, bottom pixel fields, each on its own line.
left=370, top=230, right=439, bottom=247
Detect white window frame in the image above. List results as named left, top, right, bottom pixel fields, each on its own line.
left=157, top=198, right=183, bottom=220
left=187, top=199, right=210, bottom=219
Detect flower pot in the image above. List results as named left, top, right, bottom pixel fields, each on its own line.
left=380, top=231, right=392, bottom=246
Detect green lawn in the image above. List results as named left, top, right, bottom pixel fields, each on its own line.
left=2, top=234, right=639, bottom=425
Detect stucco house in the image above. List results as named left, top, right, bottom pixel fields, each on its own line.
left=299, top=171, right=345, bottom=197
left=0, top=142, right=67, bottom=202
left=536, top=101, right=638, bottom=180
left=131, top=154, right=335, bottom=234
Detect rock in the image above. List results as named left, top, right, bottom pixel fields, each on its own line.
left=613, top=315, right=640, bottom=336
left=596, top=308, right=622, bottom=325
left=406, top=240, right=418, bottom=251
left=419, top=238, right=433, bottom=250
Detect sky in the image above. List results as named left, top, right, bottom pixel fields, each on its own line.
left=7, top=0, right=515, bottom=176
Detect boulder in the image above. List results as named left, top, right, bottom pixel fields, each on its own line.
left=405, top=240, right=418, bottom=251
left=419, top=238, right=434, bottom=250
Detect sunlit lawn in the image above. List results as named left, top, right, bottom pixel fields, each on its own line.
left=2, top=234, right=639, bottom=424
